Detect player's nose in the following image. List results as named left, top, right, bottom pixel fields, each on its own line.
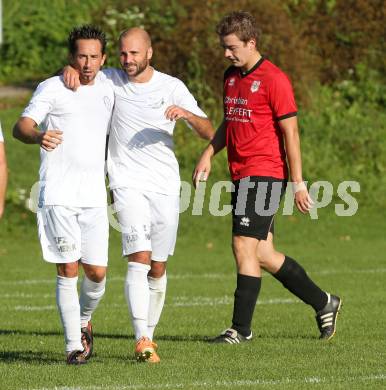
left=224, top=48, right=233, bottom=58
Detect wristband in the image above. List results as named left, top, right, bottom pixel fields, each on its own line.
left=292, top=181, right=307, bottom=193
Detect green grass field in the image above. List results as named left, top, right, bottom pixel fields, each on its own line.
left=0, top=97, right=385, bottom=389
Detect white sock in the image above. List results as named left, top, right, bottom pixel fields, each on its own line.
left=124, top=262, right=151, bottom=341
left=56, top=275, right=83, bottom=353
left=148, top=273, right=167, bottom=340
left=79, top=275, right=106, bottom=328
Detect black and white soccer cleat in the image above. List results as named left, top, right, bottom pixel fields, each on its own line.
left=211, top=328, right=252, bottom=344
left=316, top=293, right=342, bottom=340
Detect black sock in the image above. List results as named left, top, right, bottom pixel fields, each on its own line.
left=231, top=274, right=261, bottom=337
left=273, top=256, right=327, bottom=312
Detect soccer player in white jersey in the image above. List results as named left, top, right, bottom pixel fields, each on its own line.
left=0, top=123, right=7, bottom=219
left=64, top=27, right=214, bottom=363
left=13, top=26, right=114, bottom=365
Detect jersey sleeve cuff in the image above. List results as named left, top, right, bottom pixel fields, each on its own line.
left=276, top=111, right=297, bottom=121
left=21, top=113, right=42, bottom=127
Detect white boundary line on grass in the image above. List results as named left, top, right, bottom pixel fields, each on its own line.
left=170, top=296, right=298, bottom=307
left=27, top=373, right=386, bottom=390
left=10, top=297, right=299, bottom=311
left=0, top=292, right=55, bottom=298
left=2, top=267, right=386, bottom=286
left=13, top=305, right=56, bottom=311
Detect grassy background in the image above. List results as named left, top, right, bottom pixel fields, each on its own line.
left=0, top=96, right=386, bottom=389
left=1, top=2, right=385, bottom=387
left=0, top=192, right=385, bottom=389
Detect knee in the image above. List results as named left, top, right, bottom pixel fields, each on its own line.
left=232, top=236, right=261, bottom=275
left=85, top=267, right=106, bottom=283
left=257, top=252, right=269, bottom=269
left=128, top=251, right=151, bottom=265
left=256, top=251, right=263, bottom=264
left=232, top=236, right=246, bottom=258
left=57, top=262, right=78, bottom=278
left=256, top=245, right=275, bottom=270
left=258, top=248, right=284, bottom=274
left=149, top=262, right=166, bottom=278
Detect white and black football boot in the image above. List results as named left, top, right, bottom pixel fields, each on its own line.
left=211, top=328, right=252, bottom=344
left=316, top=293, right=342, bottom=340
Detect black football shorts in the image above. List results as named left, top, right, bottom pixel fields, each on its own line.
left=231, top=176, right=287, bottom=240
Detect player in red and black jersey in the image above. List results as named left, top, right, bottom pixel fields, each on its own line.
left=193, top=11, right=341, bottom=343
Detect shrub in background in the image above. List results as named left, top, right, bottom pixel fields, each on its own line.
left=0, top=0, right=384, bottom=208
left=0, top=0, right=103, bottom=84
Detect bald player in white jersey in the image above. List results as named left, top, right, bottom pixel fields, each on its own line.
left=0, top=123, right=8, bottom=219
left=64, top=27, right=214, bottom=363
left=14, top=26, right=114, bottom=365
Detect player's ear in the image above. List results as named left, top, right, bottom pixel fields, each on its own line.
left=68, top=53, right=75, bottom=66
left=147, top=46, right=153, bottom=61
left=248, top=38, right=257, bottom=50
left=100, top=54, right=106, bottom=67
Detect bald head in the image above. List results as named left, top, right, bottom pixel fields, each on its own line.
left=119, top=27, right=152, bottom=49
left=118, top=27, right=153, bottom=81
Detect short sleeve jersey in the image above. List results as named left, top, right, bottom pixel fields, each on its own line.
left=223, top=58, right=297, bottom=180
left=103, top=68, right=207, bottom=195
left=0, top=123, right=3, bottom=142
left=22, top=74, right=114, bottom=207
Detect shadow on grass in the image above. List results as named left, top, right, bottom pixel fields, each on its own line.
left=0, top=328, right=316, bottom=344
left=0, top=328, right=208, bottom=342
left=0, top=349, right=137, bottom=365
left=0, top=350, right=62, bottom=364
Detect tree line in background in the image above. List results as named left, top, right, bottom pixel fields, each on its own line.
left=1, top=0, right=385, bottom=100
left=1, top=0, right=385, bottom=206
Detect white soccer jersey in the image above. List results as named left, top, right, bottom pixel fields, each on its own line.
left=0, top=123, right=4, bottom=142
left=103, top=68, right=207, bottom=195
left=22, top=74, right=114, bottom=207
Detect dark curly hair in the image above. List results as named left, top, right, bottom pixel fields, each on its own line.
left=68, top=25, right=107, bottom=55
left=216, top=11, right=261, bottom=45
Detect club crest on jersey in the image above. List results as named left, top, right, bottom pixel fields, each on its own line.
left=146, top=96, right=165, bottom=109
left=228, top=78, right=235, bottom=87
left=250, top=80, right=261, bottom=93
left=240, top=217, right=250, bottom=227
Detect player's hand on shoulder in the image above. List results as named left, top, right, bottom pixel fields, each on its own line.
left=165, top=105, right=191, bottom=121
left=39, top=129, right=63, bottom=152
left=293, top=182, right=314, bottom=213
left=63, top=66, right=80, bottom=91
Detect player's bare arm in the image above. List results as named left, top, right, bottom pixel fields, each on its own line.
left=0, top=142, right=7, bottom=219
left=164, top=105, right=214, bottom=140
left=279, top=116, right=313, bottom=213
left=192, top=119, right=227, bottom=188
left=13, top=117, right=63, bottom=151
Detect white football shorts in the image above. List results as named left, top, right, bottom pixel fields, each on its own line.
left=37, top=206, right=109, bottom=266
left=112, top=187, right=179, bottom=262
